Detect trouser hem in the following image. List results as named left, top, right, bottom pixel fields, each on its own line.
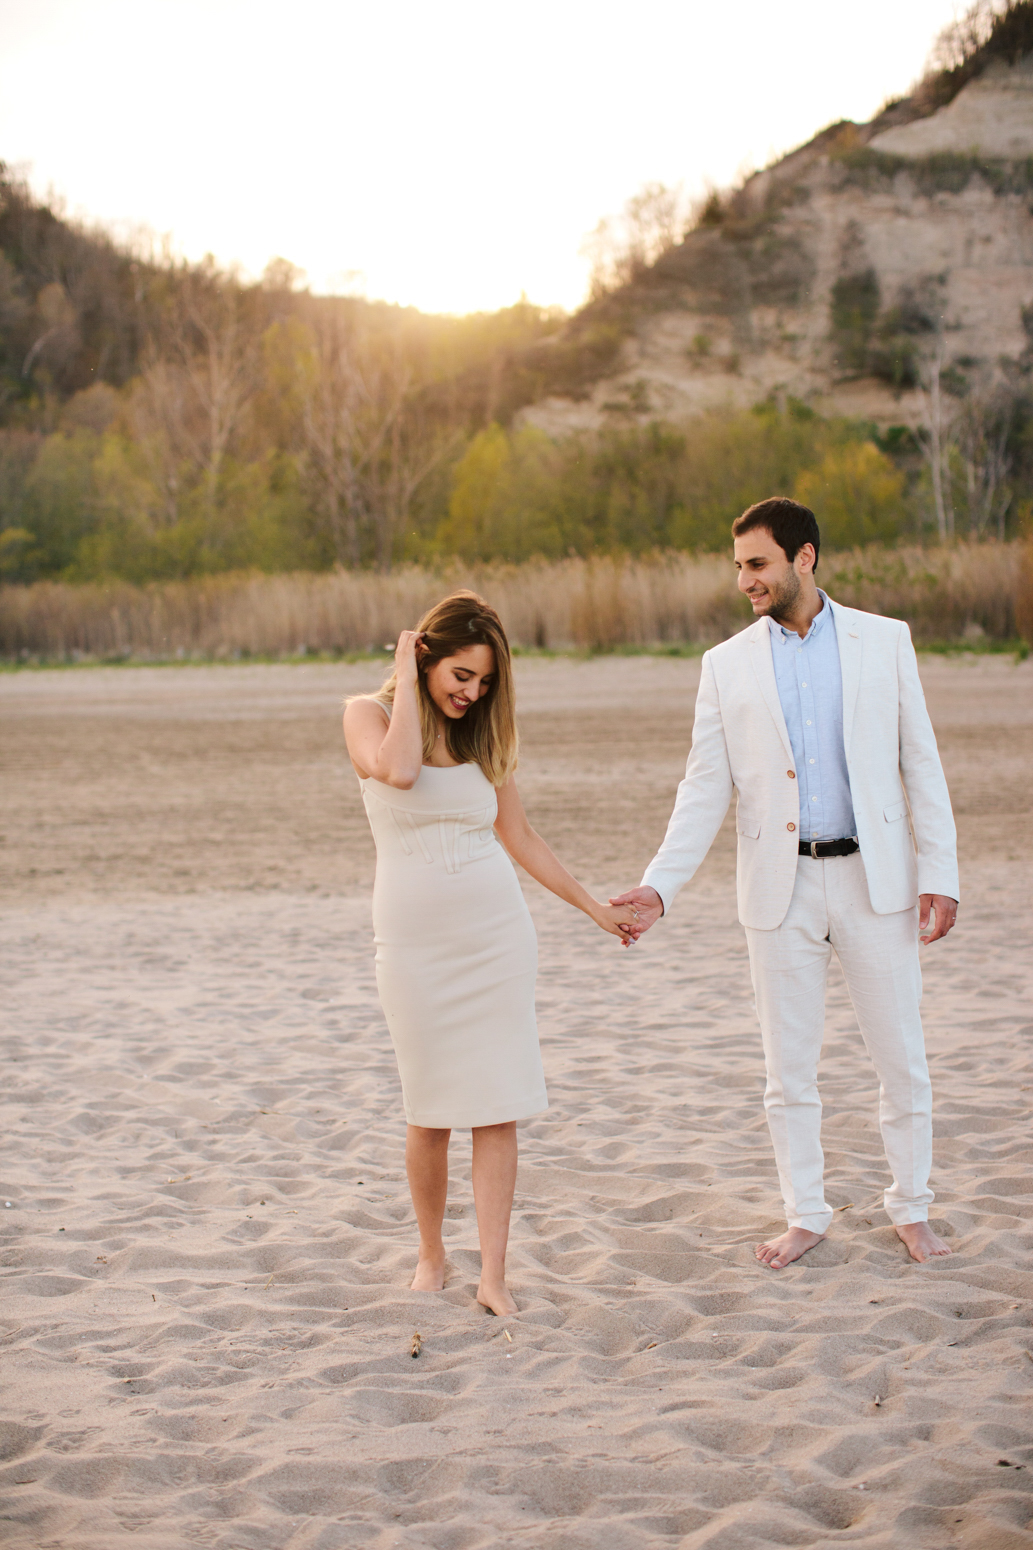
left=884, top=1206, right=930, bottom=1226
left=787, top=1212, right=833, bottom=1234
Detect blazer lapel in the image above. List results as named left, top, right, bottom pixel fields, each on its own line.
left=828, top=596, right=861, bottom=757
left=748, top=619, right=794, bottom=762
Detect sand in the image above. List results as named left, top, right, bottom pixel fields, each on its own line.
left=1, top=652, right=1032, bottom=1550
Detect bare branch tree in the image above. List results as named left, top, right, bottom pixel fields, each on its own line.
left=929, top=0, right=1008, bottom=73
left=297, top=310, right=400, bottom=567
left=580, top=182, right=687, bottom=301
left=131, top=264, right=259, bottom=531
left=22, top=282, right=80, bottom=379
left=915, top=330, right=955, bottom=540
left=126, top=358, right=193, bottom=524
left=955, top=378, right=1014, bottom=538
left=176, top=269, right=258, bottom=520
left=297, top=309, right=458, bottom=569
left=367, top=385, right=463, bottom=571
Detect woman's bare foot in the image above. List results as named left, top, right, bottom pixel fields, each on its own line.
left=755, top=1226, right=826, bottom=1269
left=896, top=1222, right=952, bottom=1262
left=476, top=1277, right=518, bottom=1316
left=411, top=1248, right=446, bottom=1291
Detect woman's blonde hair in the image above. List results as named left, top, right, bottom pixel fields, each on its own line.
left=364, top=591, right=518, bottom=785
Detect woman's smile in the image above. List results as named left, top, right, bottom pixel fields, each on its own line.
left=448, top=692, right=471, bottom=713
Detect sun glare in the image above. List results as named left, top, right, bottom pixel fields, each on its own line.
left=0, top=0, right=966, bottom=313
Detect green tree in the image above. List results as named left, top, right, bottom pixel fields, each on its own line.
left=438, top=424, right=577, bottom=561
left=438, top=425, right=512, bottom=559
left=20, top=429, right=101, bottom=574
left=795, top=441, right=904, bottom=547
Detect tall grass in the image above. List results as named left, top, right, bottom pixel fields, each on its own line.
left=0, top=543, right=1023, bottom=663
left=1016, top=538, right=1033, bottom=646
left=823, top=544, right=1022, bottom=643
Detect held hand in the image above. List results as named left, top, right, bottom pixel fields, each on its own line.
left=608, top=886, right=664, bottom=944
left=393, top=629, right=424, bottom=684
left=591, top=902, right=641, bottom=940
left=919, top=893, right=958, bottom=945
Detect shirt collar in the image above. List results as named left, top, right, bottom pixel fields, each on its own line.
left=770, top=589, right=831, bottom=644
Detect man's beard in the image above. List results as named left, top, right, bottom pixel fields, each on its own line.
left=751, top=567, right=801, bottom=623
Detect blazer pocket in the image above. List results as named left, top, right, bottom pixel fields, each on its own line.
left=737, top=814, right=761, bottom=839
left=883, top=799, right=909, bottom=823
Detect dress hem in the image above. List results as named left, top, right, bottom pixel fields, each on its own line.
left=402, top=1093, right=549, bottom=1129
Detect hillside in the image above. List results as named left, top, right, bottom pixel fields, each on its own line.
left=3, top=4, right=1033, bottom=581
left=0, top=176, right=564, bottom=578
left=515, top=12, right=1033, bottom=437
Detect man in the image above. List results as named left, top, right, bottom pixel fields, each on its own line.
left=613, top=498, right=959, bottom=1269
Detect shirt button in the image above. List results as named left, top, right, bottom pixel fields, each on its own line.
left=812, top=796, right=818, bottom=801
left=801, top=682, right=807, bottom=687
left=787, top=823, right=796, bottom=832
left=806, top=720, right=812, bottom=726
left=809, top=758, right=815, bottom=764
left=787, top=770, right=795, bottom=779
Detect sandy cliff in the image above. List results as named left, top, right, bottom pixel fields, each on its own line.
left=520, top=55, right=1033, bottom=435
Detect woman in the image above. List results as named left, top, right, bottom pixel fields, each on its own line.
left=344, top=591, right=635, bottom=1316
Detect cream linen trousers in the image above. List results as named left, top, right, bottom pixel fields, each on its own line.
left=745, top=850, right=933, bottom=1235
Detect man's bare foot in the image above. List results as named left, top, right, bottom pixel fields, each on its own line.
left=411, top=1249, right=446, bottom=1291
left=476, top=1278, right=518, bottom=1317
left=755, top=1226, right=826, bottom=1269
left=896, top=1222, right=952, bottom=1262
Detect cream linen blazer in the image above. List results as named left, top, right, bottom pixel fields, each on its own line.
left=641, top=598, right=959, bottom=931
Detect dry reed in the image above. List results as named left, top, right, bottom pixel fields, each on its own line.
left=824, top=543, right=1019, bottom=643
left=1015, top=539, right=1033, bottom=645
left=0, top=544, right=1020, bottom=663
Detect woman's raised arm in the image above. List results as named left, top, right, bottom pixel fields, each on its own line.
left=343, top=631, right=425, bottom=788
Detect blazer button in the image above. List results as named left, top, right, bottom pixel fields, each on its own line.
left=787, top=822, right=796, bottom=832
left=787, top=770, right=796, bottom=778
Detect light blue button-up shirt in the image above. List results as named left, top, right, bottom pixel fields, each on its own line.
left=768, top=591, right=856, bottom=842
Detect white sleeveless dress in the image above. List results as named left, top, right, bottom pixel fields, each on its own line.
left=360, top=761, right=547, bottom=1129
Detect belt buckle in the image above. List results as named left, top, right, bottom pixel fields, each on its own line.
left=810, top=840, right=821, bottom=859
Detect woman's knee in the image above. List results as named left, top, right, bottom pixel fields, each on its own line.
left=407, top=1125, right=451, bottom=1147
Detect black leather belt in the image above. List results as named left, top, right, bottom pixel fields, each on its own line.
left=799, top=837, right=859, bottom=859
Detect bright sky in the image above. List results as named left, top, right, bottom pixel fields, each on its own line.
left=0, top=0, right=966, bottom=315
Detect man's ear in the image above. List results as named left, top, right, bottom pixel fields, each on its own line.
left=796, top=542, right=816, bottom=575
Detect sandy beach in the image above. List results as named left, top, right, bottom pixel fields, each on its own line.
left=1, top=651, right=1032, bottom=1550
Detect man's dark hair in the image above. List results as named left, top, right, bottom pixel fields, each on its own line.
left=732, top=497, right=821, bottom=571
